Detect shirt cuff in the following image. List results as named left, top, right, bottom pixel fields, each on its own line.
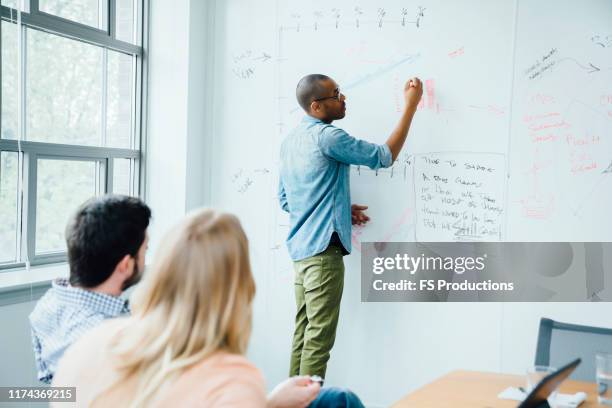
left=380, top=143, right=393, bottom=168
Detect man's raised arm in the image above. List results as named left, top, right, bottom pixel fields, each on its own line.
left=386, top=77, right=423, bottom=161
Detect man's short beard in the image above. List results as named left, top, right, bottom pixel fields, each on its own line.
left=121, top=261, right=143, bottom=291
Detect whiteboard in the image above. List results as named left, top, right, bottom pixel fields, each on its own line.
left=508, top=0, right=612, bottom=241
left=209, top=0, right=612, bottom=405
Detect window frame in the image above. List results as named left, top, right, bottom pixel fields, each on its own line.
left=0, top=0, right=147, bottom=271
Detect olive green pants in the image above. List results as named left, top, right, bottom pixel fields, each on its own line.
left=289, top=245, right=345, bottom=378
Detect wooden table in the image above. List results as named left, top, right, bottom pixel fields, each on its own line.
left=392, top=370, right=599, bottom=407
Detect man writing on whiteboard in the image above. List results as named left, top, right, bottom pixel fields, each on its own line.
left=278, top=74, right=423, bottom=379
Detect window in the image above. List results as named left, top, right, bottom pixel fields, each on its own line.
left=107, top=49, right=134, bottom=148
left=112, top=157, right=132, bottom=195
left=0, top=151, right=19, bottom=263
left=1, top=20, right=17, bottom=140
left=0, top=1, right=18, bottom=10
left=27, top=29, right=104, bottom=145
left=39, top=0, right=108, bottom=30
left=35, top=158, right=101, bottom=254
left=115, top=0, right=134, bottom=43
left=0, top=0, right=145, bottom=268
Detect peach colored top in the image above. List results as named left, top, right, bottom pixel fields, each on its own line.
left=52, top=318, right=267, bottom=408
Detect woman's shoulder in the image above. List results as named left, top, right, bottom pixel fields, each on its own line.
left=196, top=351, right=263, bottom=378
left=164, top=352, right=267, bottom=407
left=191, top=351, right=265, bottom=389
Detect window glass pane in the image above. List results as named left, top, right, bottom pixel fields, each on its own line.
left=27, top=29, right=103, bottom=146
left=1, top=0, right=18, bottom=9
left=36, top=159, right=98, bottom=254
left=0, top=152, right=19, bottom=263
left=39, top=0, right=107, bottom=30
left=107, top=50, right=133, bottom=148
left=1, top=21, right=18, bottom=140
left=2, top=0, right=29, bottom=11
left=113, top=158, right=131, bottom=195
left=116, top=0, right=135, bottom=44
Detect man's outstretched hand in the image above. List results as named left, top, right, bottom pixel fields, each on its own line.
left=351, top=204, right=370, bottom=226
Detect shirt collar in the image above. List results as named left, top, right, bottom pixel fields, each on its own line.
left=302, top=115, right=324, bottom=124
left=52, top=278, right=130, bottom=316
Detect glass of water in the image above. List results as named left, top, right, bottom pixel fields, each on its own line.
left=597, top=352, right=612, bottom=405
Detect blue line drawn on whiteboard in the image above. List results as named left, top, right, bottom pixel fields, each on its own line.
left=288, top=53, right=421, bottom=114
left=343, top=53, right=421, bottom=90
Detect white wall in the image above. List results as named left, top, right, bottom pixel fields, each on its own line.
left=145, top=0, right=212, bottom=252
left=0, top=296, right=48, bottom=408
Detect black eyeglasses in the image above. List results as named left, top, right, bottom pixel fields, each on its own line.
left=312, top=88, right=343, bottom=102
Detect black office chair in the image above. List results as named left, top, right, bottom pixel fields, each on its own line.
left=535, top=317, right=612, bottom=382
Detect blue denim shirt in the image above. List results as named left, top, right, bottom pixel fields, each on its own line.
left=279, top=115, right=392, bottom=261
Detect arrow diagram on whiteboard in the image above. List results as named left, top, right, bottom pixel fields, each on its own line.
left=252, top=52, right=272, bottom=62
left=587, top=63, right=601, bottom=73
left=558, top=58, right=601, bottom=73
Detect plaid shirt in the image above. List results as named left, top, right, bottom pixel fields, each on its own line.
left=29, top=278, right=130, bottom=384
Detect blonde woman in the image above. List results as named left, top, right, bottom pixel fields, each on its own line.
left=52, top=209, right=319, bottom=407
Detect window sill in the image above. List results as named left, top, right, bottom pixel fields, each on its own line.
left=0, top=263, right=68, bottom=293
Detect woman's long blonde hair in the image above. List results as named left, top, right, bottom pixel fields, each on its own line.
left=97, top=209, right=255, bottom=407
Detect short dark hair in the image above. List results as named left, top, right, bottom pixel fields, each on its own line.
left=66, top=195, right=151, bottom=288
left=296, top=74, right=331, bottom=112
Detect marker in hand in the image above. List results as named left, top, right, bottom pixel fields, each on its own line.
left=404, top=77, right=423, bottom=110
left=310, top=375, right=324, bottom=384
